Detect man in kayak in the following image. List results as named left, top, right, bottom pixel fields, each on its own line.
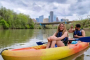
left=46, top=23, right=68, bottom=48
left=68, top=24, right=85, bottom=43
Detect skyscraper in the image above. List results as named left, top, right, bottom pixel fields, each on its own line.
left=61, top=18, right=69, bottom=22
left=39, top=15, right=44, bottom=23
left=50, top=11, right=53, bottom=22
left=48, top=16, right=50, bottom=22
left=56, top=17, right=59, bottom=22
left=53, top=15, right=56, bottom=22
left=43, top=18, right=49, bottom=23
left=36, top=18, right=39, bottom=22
left=61, top=19, right=63, bottom=22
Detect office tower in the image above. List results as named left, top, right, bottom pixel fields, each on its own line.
left=53, top=15, right=56, bottom=22
left=39, top=15, right=44, bottom=23
left=48, top=16, right=50, bottom=22
left=36, top=18, right=39, bottom=22
left=50, top=11, right=53, bottom=22
left=43, top=18, right=49, bottom=23
left=61, top=18, right=69, bottom=22
left=56, top=17, right=59, bottom=22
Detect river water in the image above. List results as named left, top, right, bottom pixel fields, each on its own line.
left=0, top=29, right=90, bottom=60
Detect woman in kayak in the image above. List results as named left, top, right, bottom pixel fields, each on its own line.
left=46, top=23, right=68, bottom=48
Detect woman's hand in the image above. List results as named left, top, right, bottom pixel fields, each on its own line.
left=50, top=36, right=57, bottom=41
left=47, top=37, right=51, bottom=42
left=47, top=36, right=57, bottom=42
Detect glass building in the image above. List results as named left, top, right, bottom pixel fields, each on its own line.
left=36, top=18, right=39, bottom=22
left=53, top=15, right=56, bottom=22
left=39, top=15, right=44, bottom=23
left=50, top=11, right=53, bottom=22
left=48, top=16, right=50, bottom=22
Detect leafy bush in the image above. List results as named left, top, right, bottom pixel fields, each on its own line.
left=0, top=19, right=9, bottom=29
left=0, top=6, right=34, bottom=29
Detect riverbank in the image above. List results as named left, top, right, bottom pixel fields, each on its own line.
left=66, top=19, right=90, bottom=30
left=28, top=19, right=90, bottom=29
left=34, top=25, right=57, bottom=29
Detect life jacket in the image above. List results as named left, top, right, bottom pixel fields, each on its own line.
left=56, top=32, right=68, bottom=41
left=73, top=29, right=82, bottom=38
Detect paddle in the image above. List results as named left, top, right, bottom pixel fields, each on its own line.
left=74, top=36, right=90, bottom=42
left=36, top=42, right=58, bottom=47
left=36, top=37, right=90, bottom=45
left=36, top=42, right=47, bottom=45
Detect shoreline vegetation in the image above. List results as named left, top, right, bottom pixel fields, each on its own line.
left=35, top=19, right=90, bottom=30
left=0, top=6, right=34, bottom=29
left=66, top=19, right=90, bottom=30
left=0, top=6, right=90, bottom=30
left=34, top=25, right=58, bottom=29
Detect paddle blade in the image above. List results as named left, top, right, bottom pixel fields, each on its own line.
left=36, top=42, right=45, bottom=45
left=79, top=37, right=90, bottom=42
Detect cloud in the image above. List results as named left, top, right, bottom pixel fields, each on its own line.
left=27, top=0, right=67, bottom=3
left=0, top=3, right=2, bottom=7
left=0, top=0, right=90, bottom=21
left=69, top=0, right=90, bottom=15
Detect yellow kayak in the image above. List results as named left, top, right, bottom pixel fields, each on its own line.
left=1, top=42, right=89, bottom=60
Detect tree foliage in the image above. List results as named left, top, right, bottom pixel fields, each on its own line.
left=0, top=6, right=34, bottom=29
left=66, top=19, right=90, bottom=29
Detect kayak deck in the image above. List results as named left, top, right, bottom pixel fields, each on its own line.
left=1, top=42, right=89, bottom=60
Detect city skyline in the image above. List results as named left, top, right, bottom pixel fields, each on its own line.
left=0, top=0, right=90, bottom=21
left=36, top=11, right=60, bottom=23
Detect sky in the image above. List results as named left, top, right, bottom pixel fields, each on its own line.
left=0, top=0, right=90, bottom=21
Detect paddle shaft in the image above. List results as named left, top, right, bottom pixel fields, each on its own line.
left=38, top=40, right=79, bottom=44
left=68, top=40, right=79, bottom=41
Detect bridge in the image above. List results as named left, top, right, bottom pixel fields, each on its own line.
left=36, top=21, right=74, bottom=25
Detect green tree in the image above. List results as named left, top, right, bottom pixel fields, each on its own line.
left=0, top=19, right=9, bottom=29
left=0, top=6, right=34, bottom=29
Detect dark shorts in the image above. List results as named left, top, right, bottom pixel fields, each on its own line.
left=61, top=40, right=68, bottom=46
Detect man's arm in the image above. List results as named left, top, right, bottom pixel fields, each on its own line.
left=68, top=28, right=75, bottom=33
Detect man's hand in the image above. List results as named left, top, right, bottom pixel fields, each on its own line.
left=74, top=35, right=78, bottom=38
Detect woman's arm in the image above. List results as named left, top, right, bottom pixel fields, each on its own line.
left=52, top=32, right=57, bottom=36
left=50, top=32, right=68, bottom=41
left=56, top=32, right=68, bottom=41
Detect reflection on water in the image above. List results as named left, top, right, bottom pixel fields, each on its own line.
left=0, top=29, right=90, bottom=60
left=75, top=54, right=84, bottom=60
left=0, top=29, right=34, bottom=48
left=61, top=47, right=89, bottom=60
left=32, top=29, right=56, bottom=42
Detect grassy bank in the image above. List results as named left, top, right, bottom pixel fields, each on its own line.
left=34, top=19, right=90, bottom=30
left=66, top=19, right=90, bottom=30
left=34, top=25, right=58, bottom=29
